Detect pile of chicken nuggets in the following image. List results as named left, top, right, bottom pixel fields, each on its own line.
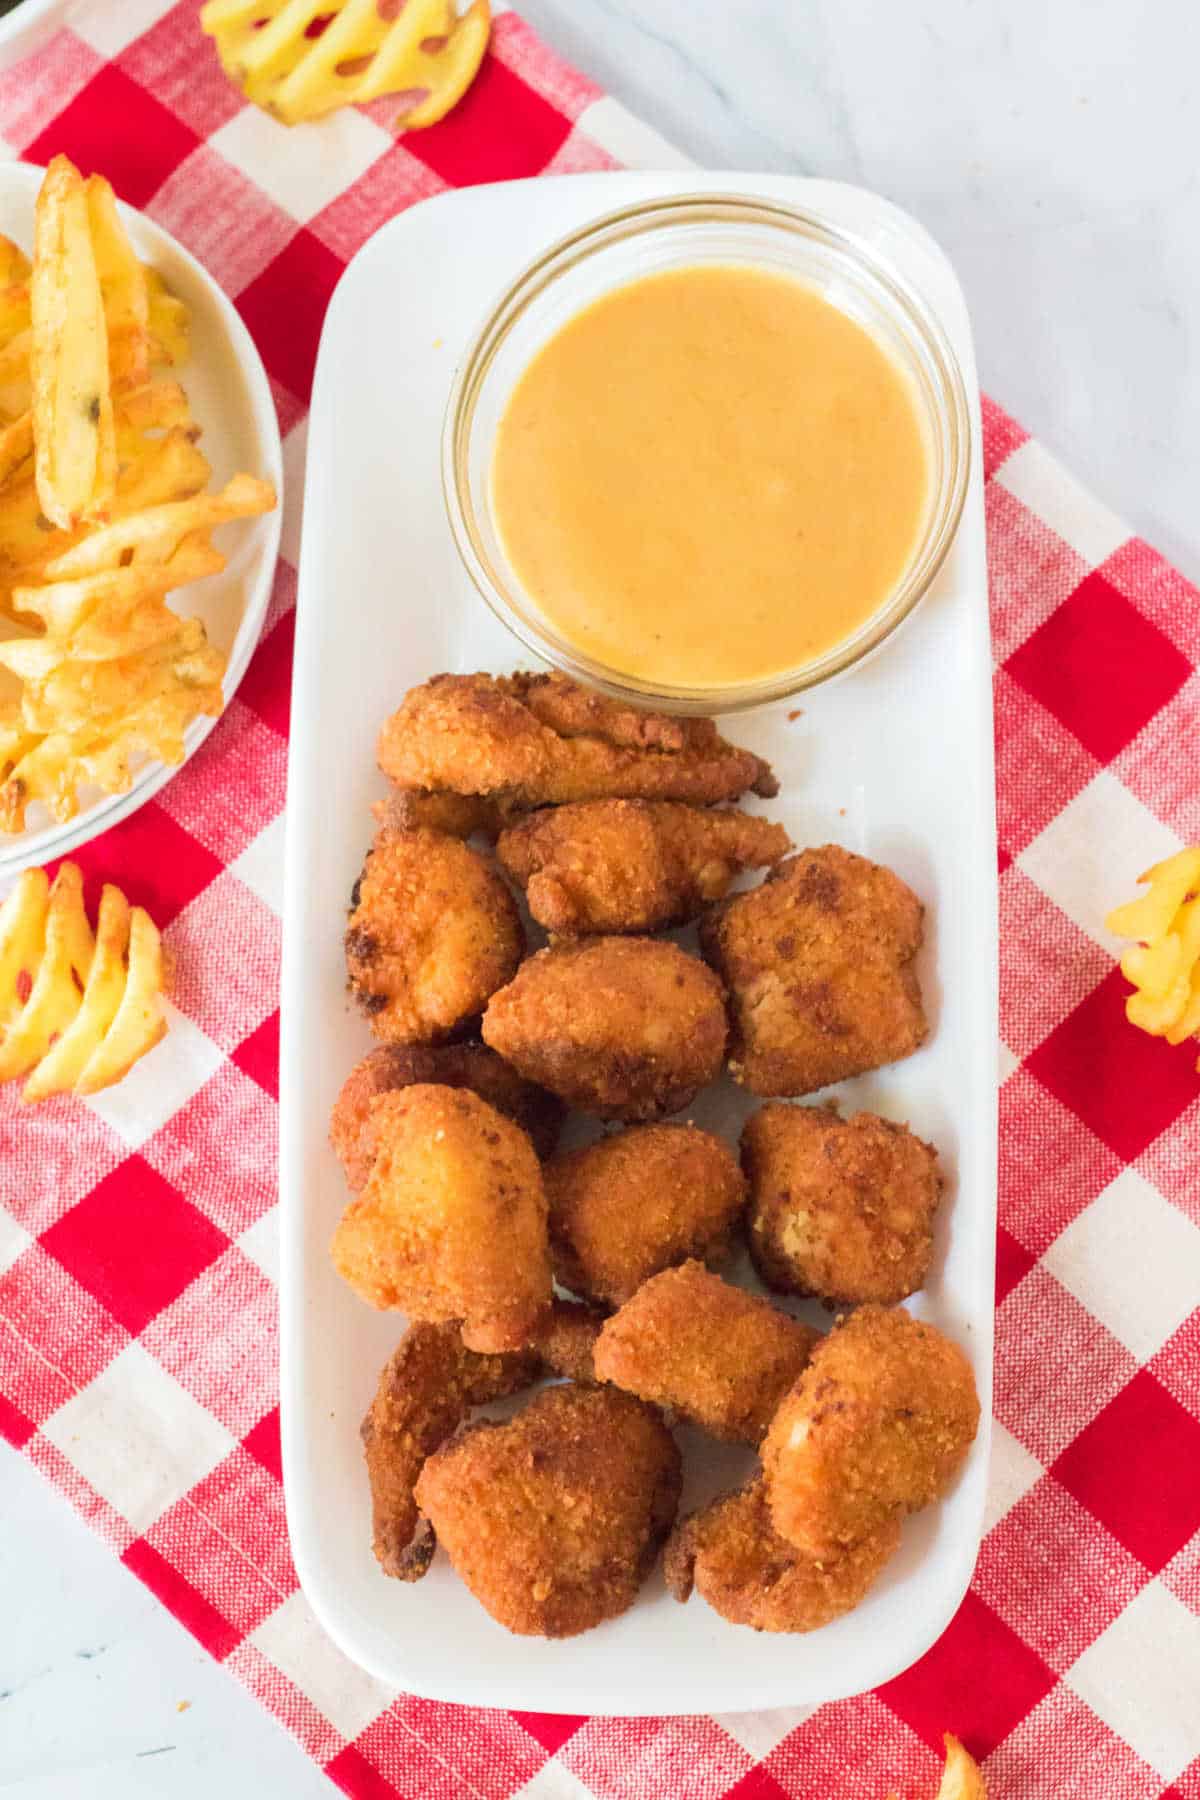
left=328, top=670, right=980, bottom=1640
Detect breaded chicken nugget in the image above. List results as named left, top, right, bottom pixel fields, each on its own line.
left=329, top=1085, right=552, bottom=1352
left=372, top=788, right=521, bottom=841
left=345, top=828, right=524, bottom=1044
left=330, top=1043, right=565, bottom=1191
left=762, top=1305, right=980, bottom=1557
left=593, top=1261, right=818, bottom=1444
left=377, top=671, right=777, bottom=809
left=413, top=1384, right=681, bottom=1637
left=531, top=1296, right=607, bottom=1384
left=362, top=1322, right=541, bottom=1580
left=664, top=1477, right=900, bottom=1632
left=361, top=1302, right=604, bottom=1579
left=699, top=845, right=927, bottom=1096
left=545, top=1123, right=746, bottom=1307
left=497, top=800, right=790, bottom=936
left=742, top=1104, right=942, bottom=1305
left=482, top=938, right=727, bottom=1121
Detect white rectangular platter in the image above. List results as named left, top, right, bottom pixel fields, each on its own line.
left=281, top=171, right=996, bottom=1716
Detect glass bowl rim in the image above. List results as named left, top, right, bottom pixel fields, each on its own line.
left=441, top=189, right=972, bottom=714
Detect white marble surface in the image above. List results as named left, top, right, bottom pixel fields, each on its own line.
left=4, top=2, right=1199, bottom=1793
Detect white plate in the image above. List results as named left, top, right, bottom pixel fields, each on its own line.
left=0, top=160, right=283, bottom=876
left=281, top=171, right=996, bottom=1715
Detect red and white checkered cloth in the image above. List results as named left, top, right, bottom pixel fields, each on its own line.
left=1, top=6, right=1199, bottom=1797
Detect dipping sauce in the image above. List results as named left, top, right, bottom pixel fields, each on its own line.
left=489, top=263, right=930, bottom=690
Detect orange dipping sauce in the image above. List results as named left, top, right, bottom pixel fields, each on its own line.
left=489, top=263, right=931, bottom=691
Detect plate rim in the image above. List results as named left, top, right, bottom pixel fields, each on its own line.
left=0, top=157, right=284, bottom=877
left=281, top=167, right=997, bottom=1714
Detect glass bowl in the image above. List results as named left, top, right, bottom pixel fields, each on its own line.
left=442, top=191, right=970, bottom=715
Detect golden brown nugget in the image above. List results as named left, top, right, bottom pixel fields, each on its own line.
left=345, top=828, right=524, bottom=1044
left=496, top=800, right=790, bottom=936
left=699, top=845, right=927, bottom=1096
left=378, top=671, right=777, bottom=809
left=482, top=937, right=727, bottom=1121
left=361, top=1301, right=603, bottom=1580
left=530, top=1296, right=607, bottom=1384
left=742, top=1104, right=942, bottom=1305
left=414, top=1384, right=681, bottom=1637
left=371, top=788, right=521, bottom=841
left=362, top=1322, right=542, bottom=1581
left=329, top=1043, right=565, bottom=1190
left=593, top=1261, right=819, bottom=1444
left=545, top=1123, right=746, bottom=1307
left=329, top=1085, right=552, bottom=1352
left=664, top=1477, right=901, bottom=1631
left=762, top=1304, right=980, bottom=1557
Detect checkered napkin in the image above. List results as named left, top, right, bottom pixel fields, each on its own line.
left=1, top=6, right=1199, bottom=1797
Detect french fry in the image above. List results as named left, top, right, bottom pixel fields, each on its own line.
left=144, top=268, right=190, bottom=367
left=0, top=233, right=31, bottom=292
left=883, top=1732, right=987, bottom=1800
left=75, top=902, right=166, bottom=1094
left=0, top=860, right=93, bottom=1080
left=0, top=862, right=168, bottom=1100
left=0, top=159, right=276, bottom=834
left=0, top=410, right=33, bottom=488
left=0, top=864, right=49, bottom=1025
left=31, top=156, right=117, bottom=528
left=1107, top=847, right=1200, bottom=942
left=22, top=883, right=131, bottom=1101
left=44, top=472, right=275, bottom=577
left=11, top=534, right=228, bottom=640
left=86, top=175, right=151, bottom=392
left=935, top=1734, right=986, bottom=1800
left=1107, top=846, right=1200, bottom=1065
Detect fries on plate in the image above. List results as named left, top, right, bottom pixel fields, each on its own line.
left=0, top=156, right=277, bottom=836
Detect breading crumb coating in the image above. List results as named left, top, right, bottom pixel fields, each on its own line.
left=664, top=1477, right=900, bottom=1631
left=414, top=1384, right=682, bottom=1637
left=482, top=937, right=727, bottom=1121
left=329, top=1084, right=552, bottom=1352
left=742, top=1104, right=942, bottom=1304
left=345, top=827, right=524, bottom=1045
left=699, top=845, right=927, bottom=1096
left=593, top=1261, right=819, bottom=1444
left=762, top=1304, right=980, bottom=1557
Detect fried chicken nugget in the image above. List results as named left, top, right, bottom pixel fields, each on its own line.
left=361, top=1301, right=604, bottom=1580
left=329, top=1085, right=552, bottom=1352
left=545, top=1123, right=747, bottom=1307
left=413, top=1384, right=681, bottom=1637
left=330, top=1043, right=565, bottom=1191
left=593, top=1262, right=819, bottom=1444
left=496, top=800, right=790, bottom=936
left=664, top=1477, right=901, bottom=1632
left=742, top=1104, right=943, bottom=1305
left=762, top=1305, right=980, bottom=1557
left=345, top=828, right=524, bottom=1044
left=377, top=671, right=778, bottom=809
left=372, top=788, right=522, bottom=841
left=482, top=937, right=727, bottom=1121
left=362, top=1322, right=541, bottom=1580
left=699, top=845, right=928, bottom=1096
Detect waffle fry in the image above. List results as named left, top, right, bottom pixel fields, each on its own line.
left=201, top=0, right=490, bottom=129
left=1107, top=847, right=1200, bottom=1057
left=0, top=860, right=167, bottom=1101
left=0, top=158, right=278, bottom=832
